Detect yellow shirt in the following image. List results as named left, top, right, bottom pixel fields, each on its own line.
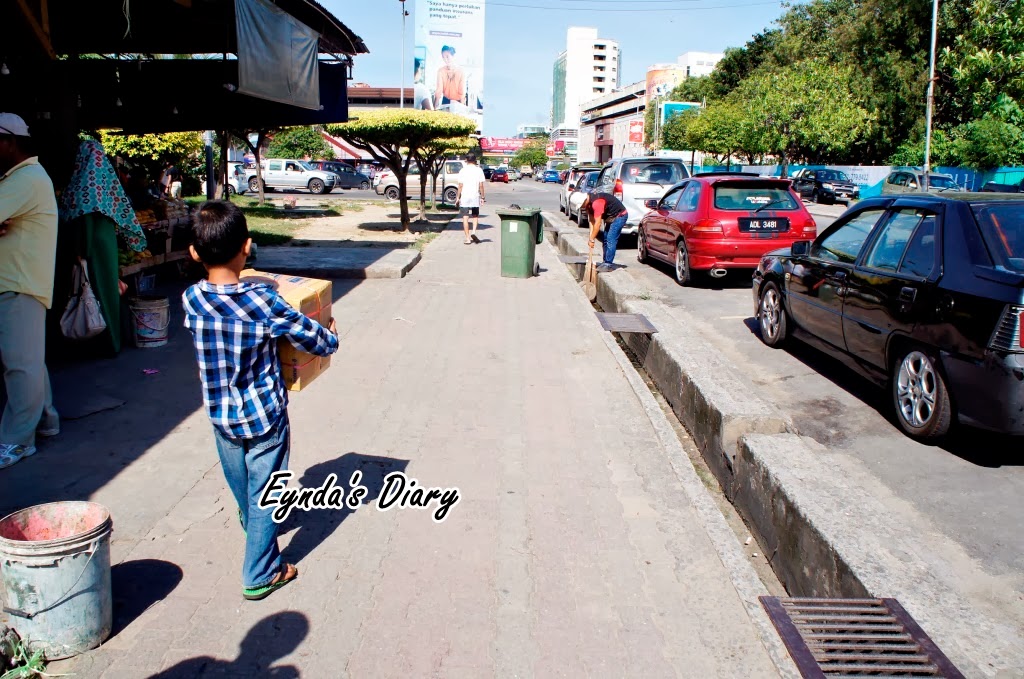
left=0, top=157, right=58, bottom=308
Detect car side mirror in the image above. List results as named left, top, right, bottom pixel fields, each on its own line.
left=644, top=199, right=659, bottom=209
left=791, top=240, right=811, bottom=256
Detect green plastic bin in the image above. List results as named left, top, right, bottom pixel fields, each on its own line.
left=496, top=207, right=544, bottom=278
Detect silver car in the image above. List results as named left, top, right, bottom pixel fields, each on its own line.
left=882, top=169, right=963, bottom=194
left=593, top=158, right=690, bottom=235
left=246, top=159, right=338, bottom=194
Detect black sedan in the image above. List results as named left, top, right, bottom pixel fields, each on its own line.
left=753, top=194, right=1024, bottom=441
left=792, top=168, right=860, bottom=205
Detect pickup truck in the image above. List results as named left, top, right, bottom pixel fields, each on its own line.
left=245, top=159, right=338, bottom=194
left=981, top=178, right=1024, bottom=193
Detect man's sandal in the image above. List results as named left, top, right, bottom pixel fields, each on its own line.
left=243, top=564, right=298, bottom=601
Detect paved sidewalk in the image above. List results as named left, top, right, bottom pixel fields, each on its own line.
left=10, top=218, right=783, bottom=678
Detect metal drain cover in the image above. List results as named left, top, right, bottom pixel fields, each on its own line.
left=760, top=597, right=964, bottom=678
left=596, top=313, right=658, bottom=334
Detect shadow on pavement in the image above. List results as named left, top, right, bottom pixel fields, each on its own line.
left=280, top=453, right=409, bottom=567
left=146, top=611, right=308, bottom=678
left=110, top=560, right=184, bottom=638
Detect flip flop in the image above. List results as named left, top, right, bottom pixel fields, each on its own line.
left=471, top=234, right=480, bottom=243
left=243, top=564, right=298, bottom=601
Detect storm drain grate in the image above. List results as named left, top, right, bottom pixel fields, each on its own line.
left=760, top=597, right=965, bottom=678
left=595, top=312, right=658, bottom=334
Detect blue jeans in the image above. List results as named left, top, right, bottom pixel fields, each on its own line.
left=213, top=413, right=290, bottom=589
left=597, top=213, right=628, bottom=265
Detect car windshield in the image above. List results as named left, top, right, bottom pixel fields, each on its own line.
left=297, top=161, right=314, bottom=171
left=928, top=175, right=958, bottom=189
left=816, top=170, right=850, bottom=182
left=713, top=183, right=800, bottom=211
left=971, top=203, right=1024, bottom=272
left=621, top=162, right=685, bottom=186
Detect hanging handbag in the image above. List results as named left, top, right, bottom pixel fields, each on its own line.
left=60, top=259, right=107, bottom=340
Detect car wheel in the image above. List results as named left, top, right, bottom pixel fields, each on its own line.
left=811, top=189, right=820, bottom=204
left=385, top=186, right=400, bottom=201
left=360, top=181, right=370, bottom=190
left=674, top=240, right=691, bottom=286
left=892, top=348, right=952, bottom=440
left=226, top=184, right=235, bottom=196
left=637, top=229, right=649, bottom=263
left=308, top=179, right=325, bottom=194
left=443, top=187, right=458, bottom=204
left=758, top=281, right=789, bottom=347
left=248, top=177, right=262, bottom=193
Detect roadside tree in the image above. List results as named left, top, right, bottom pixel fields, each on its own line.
left=267, top=126, right=335, bottom=161
left=99, top=131, right=203, bottom=192
left=510, top=139, right=549, bottom=173
left=328, top=110, right=476, bottom=231
left=411, top=136, right=474, bottom=221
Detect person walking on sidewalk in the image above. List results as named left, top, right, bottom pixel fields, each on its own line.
left=455, top=154, right=486, bottom=245
left=581, top=192, right=628, bottom=272
left=183, top=200, right=339, bottom=601
left=0, top=113, right=60, bottom=470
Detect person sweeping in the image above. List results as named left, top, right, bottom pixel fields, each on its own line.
left=182, top=200, right=339, bottom=601
left=580, top=191, right=629, bottom=272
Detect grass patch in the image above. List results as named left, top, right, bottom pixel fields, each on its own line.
left=413, top=232, right=440, bottom=252
left=1, top=631, right=46, bottom=679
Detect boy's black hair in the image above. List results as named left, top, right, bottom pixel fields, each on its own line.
left=192, top=200, right=249, bottom=266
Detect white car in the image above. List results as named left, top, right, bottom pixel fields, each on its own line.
left=374, top=160, right=464, bottom=204
left=592, top=158, right=690, bottom=236
left=246, top=159, right=338, bottom=194
left=558, top=164, right=603, bottom=215
left=567, top=171, right=600, bottom=223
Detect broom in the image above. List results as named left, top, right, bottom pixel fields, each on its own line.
left=581, top=245, right=598, bottom=302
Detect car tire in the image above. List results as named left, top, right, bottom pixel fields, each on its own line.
left=674, top=240, right=691, bottom=286
left=308, top=179, right=326, bottom=194
left=637, top=229, right=649, bottom=263
left=360, top=181, right=370, bottom=190
left=323, top=188, right=333, bottom=194
left=891, top=348, right=953, bottom=441
left=443, top=187, right=458, bottom=204
left=248, top=177, right=262, bottom=193
left=757, top=281, right=789, bottom=348
left=812, top=189, right=820, bottom=204
left=385, top=186, right=400, bottom=201
left=226, top=185, right=235, bottom=196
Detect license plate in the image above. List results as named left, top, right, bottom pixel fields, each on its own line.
left=739, top=218, right=789, bottom=232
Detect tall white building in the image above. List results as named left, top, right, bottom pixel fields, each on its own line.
left=551, top=27, right=621, bottom=132
left=677, top=51, right=724, bottom=79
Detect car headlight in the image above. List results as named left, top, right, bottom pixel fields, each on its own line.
left=822, top=183, right=834, bottom=190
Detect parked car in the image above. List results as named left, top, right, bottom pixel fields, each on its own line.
left=507, top=168, right=521, bottom=181
left=356, top=163, right=377, bottom=179
left=542, top=169, right=562, bottom=183
left=558, top=164, right=603, bottom=214
left=520, top=165, right=533, bottom=178
left=638, top=174, right=817, bottom=285
left=491, top=168, right=510, bottom=183
left=882, top=169, right=963, bottom=195
left=373, top=160, right=463, bottom=203
left=593, top=158, right=691, bottom=236
left=981, top=178, right=1024, bottom=193
left=226, top=162, right=248, bottom=194
left=567, top=171, right=600, bottom=222
left=753, top=193, right=1024, bottom=440
left=791, top=168, right=860, bottom=205
left=559, top=170, right=569, bottom=182
left=482, top=165, right=495, bottom=180
left=307, top=160, right=372, bottom=190
left=246, top=159, right=337, bottom=194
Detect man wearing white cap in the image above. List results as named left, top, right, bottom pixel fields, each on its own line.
left=0, top=113, right=60, bottom=470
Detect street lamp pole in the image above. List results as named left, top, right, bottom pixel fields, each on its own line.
left=922, top=0, right=939, bottom=192
left=400, top=0, right=408, bottom=109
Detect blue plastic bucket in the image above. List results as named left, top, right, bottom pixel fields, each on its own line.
left=0, top=501, right=113, bottom=659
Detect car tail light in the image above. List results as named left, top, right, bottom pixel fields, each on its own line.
left=614, top=178, right=623, bottom=200
left=692, top=219, right=724, bottom=235
left=803, top=217, right=817, bottom=235
left=988, top=305, right=1024, bottom=352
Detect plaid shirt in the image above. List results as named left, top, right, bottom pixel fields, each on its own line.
left=183, top=279, right=339, bottom=439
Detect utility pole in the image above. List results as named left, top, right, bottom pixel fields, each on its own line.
left=400, top=0, right=408, bottom=109
left=204, top=130, right=215, bottom=200
left=922, top=0, right=939, bottom=192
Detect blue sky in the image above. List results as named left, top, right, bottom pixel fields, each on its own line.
left=323, top=0, right=792, bottom=137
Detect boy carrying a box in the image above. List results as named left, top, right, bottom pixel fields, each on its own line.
left=182, top=200, right=339, bottom=601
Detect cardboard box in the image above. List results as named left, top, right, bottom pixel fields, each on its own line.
left=240, top=269, right=332, bottom=391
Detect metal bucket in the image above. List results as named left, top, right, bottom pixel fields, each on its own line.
left=0, top=502, right=113, bottom=659
left=129, top=296, right=170, bottom=348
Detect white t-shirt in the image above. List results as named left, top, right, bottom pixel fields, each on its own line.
left=456, top=164, right=486, bottom=207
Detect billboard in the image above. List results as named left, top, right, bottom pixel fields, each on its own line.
left=628, top=120, right=645, bottom=144
left=414, top=0, right=485, bottom=132
left=645, top=65, right=686, bottom=106
left=661, top=101, right=702, bottom=125
left=479, top=137, right=526, bottom=153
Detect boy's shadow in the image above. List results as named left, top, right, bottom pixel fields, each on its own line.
left=280, top=452, right=409, bottom=565
left=147, top=612, right=307, bottom=678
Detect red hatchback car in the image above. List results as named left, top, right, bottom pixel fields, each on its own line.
left=491, top=168, right=509, bottom=183
left=638, top=173, right=818, bottom=285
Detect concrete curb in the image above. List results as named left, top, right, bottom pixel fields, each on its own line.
left=541, top=234, right=801, bottom=679
left=256, top=247, right=422, bottom=279
left=543, top=208, right=1024, bottom=675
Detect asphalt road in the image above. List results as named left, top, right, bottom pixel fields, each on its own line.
left=483, top=180, right=1024, bottom=600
